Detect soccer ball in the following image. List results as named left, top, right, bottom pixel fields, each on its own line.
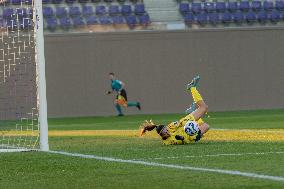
left=184, top=121, right=200, bottom=136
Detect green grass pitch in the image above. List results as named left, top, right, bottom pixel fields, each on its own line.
left=0, top=109, right=284, bottom=189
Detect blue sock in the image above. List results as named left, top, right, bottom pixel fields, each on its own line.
left=127, top=102, right=138, bottom=107
left=115, top=104, right=123, bottom=115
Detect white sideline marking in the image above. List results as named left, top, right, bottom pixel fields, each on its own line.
left=133, top=151, right=284, bottom=160
left=47, top=150, right=284, bottom=182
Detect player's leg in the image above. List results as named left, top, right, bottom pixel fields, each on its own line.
left=121, top=89, right=141, bottom=110
left=187, top=76, right=208, bottom=121
left=127, top=101, right=141, bottom=110
left=114, top=99, right=124, bottom=116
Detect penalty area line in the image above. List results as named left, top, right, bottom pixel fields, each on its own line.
left=47, top=150, right=284, bottom=182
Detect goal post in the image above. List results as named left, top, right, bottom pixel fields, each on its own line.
left=0, top=0, right=48, bottom=152
left=35, top=0, right=49, bottom=152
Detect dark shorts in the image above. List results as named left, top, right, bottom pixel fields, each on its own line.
left=116, top=89, right=128, bottom=101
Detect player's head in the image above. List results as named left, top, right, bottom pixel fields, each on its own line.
left=156, top=125, right=170, bottom=140
left=109, top=72, right=115, bottom=80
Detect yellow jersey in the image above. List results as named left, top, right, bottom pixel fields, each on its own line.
left=162, top=114, right=204, bottom=145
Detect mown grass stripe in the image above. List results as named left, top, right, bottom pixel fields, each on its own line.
left=46, top=129, right=284, bottom=141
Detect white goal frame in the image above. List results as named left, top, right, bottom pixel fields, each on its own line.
left=35, top=0, right=49, bottom=152
left=0, top=0, right=49, bottom=152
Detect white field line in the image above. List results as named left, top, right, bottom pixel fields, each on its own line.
left=47, top=150, right=284, bottom=182
left=131, top=151, right=284, bottom=161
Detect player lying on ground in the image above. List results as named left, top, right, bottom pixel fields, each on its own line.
left=106, top=72, right=141, bottom=116
left=140, top=75, right=210, bottom=145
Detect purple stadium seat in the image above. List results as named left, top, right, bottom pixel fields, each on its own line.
left=3, top=8, right=14, bottom=18
left=99, top=16, right=112, bottom=24
left=121, top=5, right=132, bottom=15
left=82, top=6, right=94, bottom=16
left=263, top=1, right=274, bottom=11
left=65, top=0, right=76, bottom=4
left=251, top=1, right=262, bottom=12
left=16, top=8, right=27, bottom=18
left=204, top=2, right=215, bottom=13
left=240, top=1, right=250, bottom=12
left=208, top=12, right=219, bottom=25
left=221, top=12, right=232, bottom=23
left=125, top=15, right=137, bottom=27
left=269, top=10, right=280, bottom=22
left=109, top=5, right=120, bottom=16
left=11, top=0, right=21, bottom=5
left=216, top=2, right=226, bottom=13
left=43, top=7, right=54, bottom=18
left=85, top=15, right=98, bottom=25
left=104, top=0, right=113, bottom=3
left=56, top=7, right=68, bottom=18
left=246, top=11, right=257, bottom=22
left=191, top=3, right=202, bottom=14
left=232, top=11, right=244, bottom=23
left=6, top=19, right=17, bottom=30
left=42, top=0, right=51, bottom=4
left=20, top=18, right=32, bottom=29
left=96, top=5, right=107, bottom=15
left=134, top=4, right=145, bottom=15
left=79, top=0, right=89, bottom=3
left=45, top=17, right=58, bottom=31
left=179, top=3, right=190, bottom=14
left=275, top=0, right=284, bottom=10
left=52, top=0, right=63, bottom=4
left=138, top=14, right=150, bottom=25
left=112, top=15, right=125, bottom=24
left=59, top=17, right=71, bottom=28
left=69, top=6, right=81, bottom=17
left=72, top=16, right=85, bottom=27
left=257, top=10, right=268, bottom=23
left=28, top=8, right=33, bottom=18
left=196, top=12, right=208, bottom=25
left=183, top=12, right=194, bottom=24
left=91, top=0, right=101, bottom=3
left=228, top=2, right=238, bottom=12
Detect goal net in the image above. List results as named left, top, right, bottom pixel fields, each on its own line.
left=0, top=0, right=48, bottom=152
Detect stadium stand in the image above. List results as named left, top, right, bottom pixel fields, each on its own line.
left=178, top=0, right=284, bottom=27
left=0, top=0, right=151, bottom=32
left=1, top=0, right=284, bottom=32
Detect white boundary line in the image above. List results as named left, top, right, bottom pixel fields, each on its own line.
left=47, top=150, right=284, bottom=182
left=132, top=151, right=284, bottom=160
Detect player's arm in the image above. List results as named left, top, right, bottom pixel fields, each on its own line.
left=140, top=120, right=167, bottom=137
left=140, top=120, right=158, bottom=136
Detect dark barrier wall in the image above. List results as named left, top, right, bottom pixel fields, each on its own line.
left=45, top=29, right=284, bottom=117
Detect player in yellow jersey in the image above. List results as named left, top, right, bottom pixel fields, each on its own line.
left=140, top=75, right=209, bottom=145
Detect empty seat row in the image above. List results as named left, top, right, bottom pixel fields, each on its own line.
left=42, top=4, right=146, bottom=17
left=42, top=0, right=141, bottom=4
left=0, top=0, right=140, bottom=5
left=183, top=10, right=284, bottom=25
left=44, top=14, right=150, bottom=31
left=2, top=8, right=33, bottom=18
left=179, top=1, right=284, bottom=14
left=0, top=0, right=32, bottom=5
left=0, top=17, right=33, bottom=30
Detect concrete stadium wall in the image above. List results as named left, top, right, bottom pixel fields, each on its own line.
left=45, top=29, right=284, bottom=117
